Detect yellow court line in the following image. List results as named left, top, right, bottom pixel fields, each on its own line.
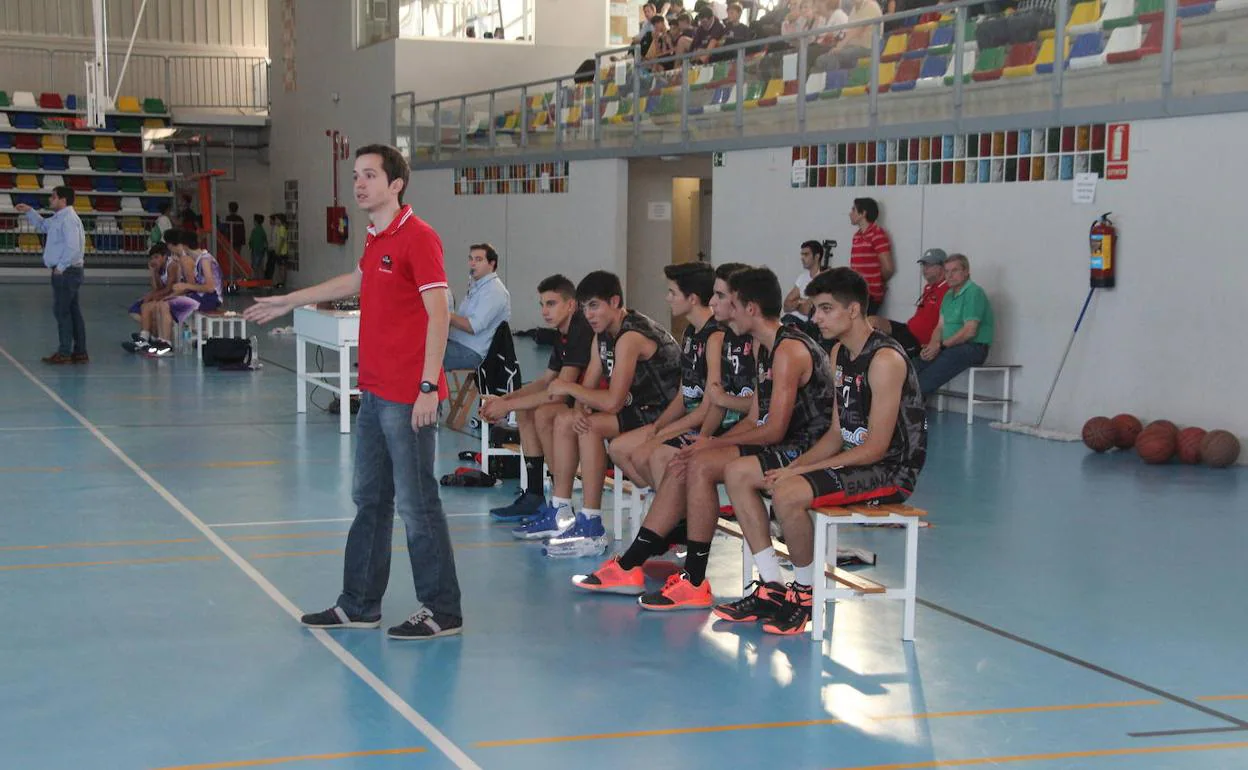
left=0, top=537, right=203, bottom=552
left=152, top=746, right=426, bottom=770
left=1199, top=694, right=1248, bottom=701
left=474, top=700, right=1160, bottom=748
left=252, top=542, right=521, bottom=560
left=827, top=740, right=1248, bottom=770
left=0, top=555, right=221, bottom=572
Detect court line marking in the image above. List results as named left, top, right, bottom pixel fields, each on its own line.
left=150, top=746, right=425, bottom=769
left=917, top=598, right=1248, bottom=730
left=1201, top=694, right=1248, bottom=701
left=0, top=343, right=481, bottom=770
left=472, top=699, right=1160, bottom=748
left=209, top=513, right=489, bottom=527
left=1, top=527, right=497, bottom=551
left=1128, top=725, right=1248, bottom=738
left=825, top=740, right=1248, bottom=770
left=0, top=555, right=221, bottom=572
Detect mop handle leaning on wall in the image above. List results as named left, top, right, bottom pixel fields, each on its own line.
left=1034, top=286, right=1097, bottom=428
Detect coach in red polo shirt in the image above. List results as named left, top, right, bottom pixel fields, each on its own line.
left=244, top=144, right=463, bottom=640
left=873, top=247, right=950, bottom=358
left=849, top=197, right=894, bottom=317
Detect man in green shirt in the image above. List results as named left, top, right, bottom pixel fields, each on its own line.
left=248, top=214, right=268, bottom=277
left=916, top=253, right=993, bottom=395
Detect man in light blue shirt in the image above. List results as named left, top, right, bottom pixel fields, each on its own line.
left=16, top=186, right=88, bottom=364
left=444, top=243, right=511, bottom=370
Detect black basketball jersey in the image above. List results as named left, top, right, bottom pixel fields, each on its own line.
left=754, top=325, right=835, bottom=448
left=679, top=318, right=722, bottom=412
left=598, top=310, right=681, bottom=413
left=547, top=309, right=593, bottom=373
left=834, top=330, right=927, bottom=484
left=719, top=328, right=756, bottom=430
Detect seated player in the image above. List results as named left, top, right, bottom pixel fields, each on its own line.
left=515, top=271, right=682, bottom=558
left=714, top=267, right=927, bottom=635
left=483, top=275, right=594, bottom=522
left=573, top=267, right=835, bottom=610
left=123, top=242, right=180, bottom=353
left=141, top=229, right=224, bottom=357
left=606, top=261, right=720, bottom=491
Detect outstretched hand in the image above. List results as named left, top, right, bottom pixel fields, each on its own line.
left=243, top=295, right=295, bottom=324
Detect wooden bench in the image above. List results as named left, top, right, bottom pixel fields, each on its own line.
left=935, top=365, right=1019, bottom=424
left=445, top=369, right=478, bottom=430
left=717, top=502, right=927, bottom=641
left=601, top=473, right=650, bottom=541
left=479, top=404, right=527, bottom=487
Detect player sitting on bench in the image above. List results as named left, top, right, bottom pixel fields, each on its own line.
left=124, top=242, right=181, bottom=354
left=484, top=274, right=595, bottom=522
left=512, top=271, right=682, bottom=558
left=573, top=267, right=835, bottom=610
left=714, top=267, right=928, bottom=635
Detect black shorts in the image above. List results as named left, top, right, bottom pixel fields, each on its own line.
left=887, top=321, right=921, bottom=359
left=800, top=463, right=912, bottom=507
left=662, top=423, right=731, bottom=449
left=617, top=405, right=663, bottom=434
left=738, top=443, right=805, bottom=472
left=867, top=296, right=883, bottom=316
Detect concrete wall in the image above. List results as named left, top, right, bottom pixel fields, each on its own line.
left=711, top=113, right=1248, bottom=451
left=0, top=0, right=268, bottom=52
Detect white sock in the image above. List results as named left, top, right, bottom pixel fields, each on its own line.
left=581, top=507, right=602, bottom=521
left=793, top=562, right=815, bottom=587
left=139, top=330, right=150, bottom=340
left=752, top=546, right=782, bottom=585
left=552, top=496, right=572, bottom=511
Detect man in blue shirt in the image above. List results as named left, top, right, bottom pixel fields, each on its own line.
left=16, top=186, right=88, bottom=364
left=444, top=242, right=511, bottom=370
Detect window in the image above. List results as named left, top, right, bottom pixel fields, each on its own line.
left=357, top=0, right=399, bottom=47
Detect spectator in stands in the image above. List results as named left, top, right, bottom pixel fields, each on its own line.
left=673, top=12, right=697, bottom=55
left=781, top=239, right=827, bottom=336
left=805, top=0, right=850, bottom=67
left=150, top=201, right=174, bottom=248
left=484, top=275, right=595, bottom=523
left=444, top=243, right=511, bottom=371
left=16, top=186, right=87, bottom=364
left=977, top=0, right=1056, bottom=50
left=644, top=15, right=677, bottom=68
left=782, top=0, right=818, bottom=34
left=812, top=0, right=882, bottom=72
left=720, top=2, right=755, bottom=50
left=849, top=196, right=893, bottom=318
left=633, top=2, right=659, bottom=44
left=916, top=253, right=994, bottom=395
left=224, top=201, right=246, bottom=256
left=248, top=214, right=268, bottom=277
left=691, top=7, right=727, bottom=61
left=872, top=248, right=950, bottom=358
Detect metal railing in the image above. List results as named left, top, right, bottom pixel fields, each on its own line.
left=393, top=0, right=1244, bottom=166
left=0, top=45, right=269, bottom=112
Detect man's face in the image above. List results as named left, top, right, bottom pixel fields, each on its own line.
left=353, top=153, right=401, bottom=212
left=812, top=293, right=856, bottom=340
left=944, top=260, right=969, bottom=289
left=698, top=15, right=713, bottom=29
left=727, top=6, right=742, bottom=23
left=800, top=247, right=817, bottom=270
left=921, top=262, right=946, bottom=284
left=665, top=279, right=695, bottom=317
left=467, top=249, right=494, bottom=280
left=710, top=278, right=734, bottom=323
left=849, top=206, right=862, bottom=226
left=581, top=296, right=619, bottom=334
left=49, top=192, right=66, bottom=211
left=726, top=290, right=752, bottom=335
left=539, top=290, right=574, bottom=329
left=643, top=3, right=656, bottom=17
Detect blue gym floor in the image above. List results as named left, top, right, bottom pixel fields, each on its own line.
left=1, top=283, right=1245, bottom=770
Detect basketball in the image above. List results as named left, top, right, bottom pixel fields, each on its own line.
left=1200, top=430, right=1241, bottom=469
left=1081, top=416, right=1116, bottom=452
left=1111, top=414, right=1143, bottom=449
left=1145, top=419, right=1178, bottom=439
left=1176, top=427, right=1205, bottom=464
left=1135, top=428, right=1176, bottom=464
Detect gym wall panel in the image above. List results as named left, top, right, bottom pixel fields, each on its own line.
left=0, top=0, right=268, bottom=52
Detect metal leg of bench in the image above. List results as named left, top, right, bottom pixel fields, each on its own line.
left=812, top=515, right=838, bottom=642
left=966, top=368, right=976, bottom=425
left=612, top=475, right=624, bottom=541
left=1002, top=368, right=1012, bottom=424
left=741, top=541, right=754, bottom=591
left=901, top=517, right=919, bottom=642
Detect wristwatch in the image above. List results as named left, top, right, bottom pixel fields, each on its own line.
left=419, top=380, right=437, bottom=394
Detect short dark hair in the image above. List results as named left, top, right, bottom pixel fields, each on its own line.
left=727, top=267, right=782, bottom=319
left=159, top=201, right=172, bottom=215
left=800, top=240, right=824, bottom=258
left=663, top=262, right=714, bottom=306
left=576, top=270, right=624, bottom=305
left=470, top=242, right=499, bottom=268
left=806, top=266, right=869, bottom=312
left=253, top=213, right=265, bottom=225
left=53, top=185, right=75, bottom=205
left=853, top=197, right=879, bottom=223
left=714, top=262, right=750, bottom=281
left=228, top=201, right=239, bottom=213
left=537, top=274, right=576, bottom=299
left=163, top=229, right=182, bottom=247
left=355, top=143, right=410, bottom=204
left=677, top=11, right=692, bottom=23
left=148, top=242, right=170, bottom=257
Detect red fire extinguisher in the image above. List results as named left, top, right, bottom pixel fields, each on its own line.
left=1089, top=212, right=1116, bottom=289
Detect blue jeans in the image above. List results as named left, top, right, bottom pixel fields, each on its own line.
left=443, top=338, right=484, bottom=371
left=51, top=267, right=86, bottom=356
left=337, top=391, right=462, bottom=619
left=916, top=342, right=990, bottom=396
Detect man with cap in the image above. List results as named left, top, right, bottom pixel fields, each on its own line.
left=870, top=248, right=950, bottom=359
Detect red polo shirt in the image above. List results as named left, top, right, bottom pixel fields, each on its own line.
left=906, top=279, right=950, bottom=346
left=850, top=222, right=893, bottom=303
left=357, top=205, right=450, bottom=404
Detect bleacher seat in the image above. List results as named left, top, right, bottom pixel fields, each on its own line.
left=929, top=24, right=954, bottom=55
left=67, top=135, right=93, bottom=152
left=120, top=177, right=146, bottom=193
left=14, top=192, right=42, bottom=208
left=120, top=196, right=144, bottom=213
left=40, top=135, right=66, bottom=151
left=842, top=67, right=871, bottom=96
left=117, top=137, right=142, bottom=153
left=10, top=113, right=40, bottom=129
left=94, top=196, right=120, bottom=213
left=40, top=155, right=68, bottom=171
left=0, top=174, right=11, bottom=189
left=19, top=233, right=41, bottom=251
left=90, top=156, right=118, bottom=172
left=1034, top=37, right=1071, bottom=74
left=67, top=156, right=92, bottom=172
left=1069, top=31, right=1109, bottom=69
left=38, top=93, right=63, bottom=110
left=15, top=174, right=39, bottom=191
left=13, top=154, right=39, bottom=170
left=1138, top=0, right=1164, bottom=23
left=11, top=91, right=37, bottom=108
left=890, top=58, right=924, bottom=91
left=94, top=176, right=119, bottom=193
left=972, top=46, right=1007, bottom=80
left=881, top=32, right=909, bottom=62
left=0, top=192, right=12, bottom=208
left=118, top=157, right=143, bottom=173
left=41, top=174, right=64, bottom=191
left=66, top=175, right=92, bottom=192
left=94, top=137, right=118, bottom=153
left=904, top=29, right=932, bottom=58
left=1104, top=26, right=1141, bottom=64
left=1178, top=1, right=1214, bottom=17
left=65, top=95, right=78, bottom=110
left=1002, top=41, right=1041, bottom=78
left=1067, top=2, right=1104, bottom=34
left=0, top=91, right=8, bottom=107
left=14, top=135, right=40, bottom=151
left=142, top=197, right=167, bottom=213
left=142, top=97, right=167, bottom=114
left=72, top=197, right=92, bottom=214
left=116, top=96, right=142, bottom=113
left=820, top=69, right=850, bottom=98
left=0, top=113, right=10, bottom=128
left=0, top=135, right=8, bottom=151
left=916, top=54, right=950, bottom=88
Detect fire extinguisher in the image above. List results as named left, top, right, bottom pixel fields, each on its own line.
left=1089, top=212, right=1116, bottom=289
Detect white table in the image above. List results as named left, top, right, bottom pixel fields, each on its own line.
left=294, top=305, right=360, bottom=434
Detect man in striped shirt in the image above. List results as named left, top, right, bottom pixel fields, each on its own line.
left=849, top=197, right=894, bottom=321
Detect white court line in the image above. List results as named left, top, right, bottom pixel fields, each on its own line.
left=0, top=344, right=482, bottom=770
left=209, top=512, right=489, bottom=528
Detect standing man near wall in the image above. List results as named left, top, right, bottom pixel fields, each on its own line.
left=849, top=197, right=894, bottom=322
left=17, top=186, right=88, bottom=364
left=243, top=144, right=464, bottom=640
